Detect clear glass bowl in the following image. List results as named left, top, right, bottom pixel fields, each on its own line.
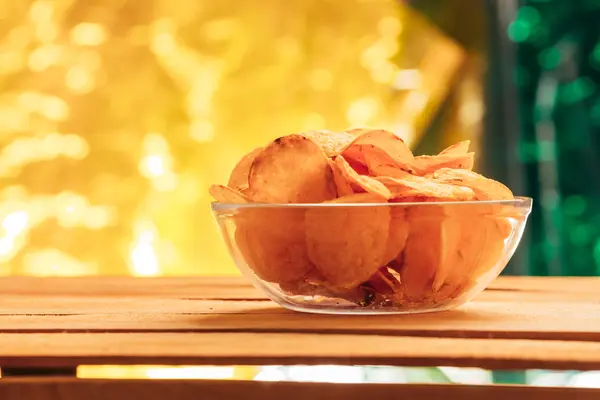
left=212, top=197, right=532, bottom=315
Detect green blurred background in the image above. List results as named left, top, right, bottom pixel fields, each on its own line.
left=1, top=0, right=599, bottom=384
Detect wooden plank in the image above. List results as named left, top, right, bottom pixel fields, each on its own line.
left=0, top=276, right=596, bottom=297
left=0, top=297, right=274, bottom=315
left=0, top=379, right=596, bottom=400
left=0, top=287, right=598, bottom=315
left=2, top=333, right=600, bottom=370
left=0, top=276, right=598, bottom=372
left=1, top=296, right=600, bottom=341
left=0, top=289, right=597, bottom=316
left=490, top=276, right=600, bottom=292
left=0, top=277, right=263, bottom=298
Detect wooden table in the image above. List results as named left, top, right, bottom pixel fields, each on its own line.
left=0, top=276, right=599, bottom=399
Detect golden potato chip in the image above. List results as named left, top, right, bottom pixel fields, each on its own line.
left=248, top=135, right=337, bottom=203
left=366, top=163, right=412, bottom=180
left=235, top=207, right=313, bottom=284
left=492, top=203, right=529, bottom=237
left=401, top=205, right=461, bottom=299
left=426, top=206, right=476, bottom=292
left=347, top=144, right=411, bottom=177
left=375, top=175, right=476, bottom=202
left=429, top=168, right=514, bottom=200
left=414, top=171, right=513, bottom=292
left=346, top=149, right=375, bottom=176
left=439, top=140, right=470, bottom=156
left=438, top=210, right=511, bottom=292
left=329, top=159, right=354, bottom=197
left=429, top=169, right=517, bottom=264
left=367, top=268, right=401, bottom=295
left=413, top=152, right=475, bottom=176
left=306, top=193, right=390, bottom=289
left=301, top=130, right=355, bottom=157
left=228, top=148, right=263, bottom=190
left=332, top=156, right=392, bottom=199
left=237, top=183, right=251, bottom=196
left=464, top=219, right=508, bottom=279
left=411, top=140, right=473, bottom=175
left=341, top=129, right=415, bottom=174
left=209, top=184, right=251, bottom=203
left=382, top=206, right=409, bottom=265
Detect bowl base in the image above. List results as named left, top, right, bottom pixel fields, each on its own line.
left=272, top=294, right=465, bottom=315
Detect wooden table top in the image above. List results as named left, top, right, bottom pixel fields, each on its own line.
left=1, top=276, right=599, bottom=371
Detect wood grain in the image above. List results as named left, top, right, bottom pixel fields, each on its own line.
left=0, top=277, right=263, bottom=298
left=1, top=332, right=600, bottom=370
left=0, top=288, right=597, bottom=315
left=2, top=303, right=600, bottom=341
left=0, top=277, right=599, bottom=341
left=0, top=276, right=596, bottom=297
left=0, top=277, right=599, bottom=371
left=0, top=379, right=597, bottom=400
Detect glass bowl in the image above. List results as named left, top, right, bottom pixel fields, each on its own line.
left=211, top=197, right=532, bottom=315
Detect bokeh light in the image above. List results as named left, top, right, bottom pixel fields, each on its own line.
left=0, top=0, right=478, bottom=279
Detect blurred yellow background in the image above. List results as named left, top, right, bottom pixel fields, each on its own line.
left=0, top=0, right=483, bottom=277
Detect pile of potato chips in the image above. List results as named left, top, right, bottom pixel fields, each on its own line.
left=210, top=129, right=518, bottom=309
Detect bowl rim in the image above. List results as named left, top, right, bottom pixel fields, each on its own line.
left=212, top=196, right=533, bottom=212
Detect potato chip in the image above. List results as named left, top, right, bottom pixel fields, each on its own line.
left=367, top=268, right=401, bottom=295
left=248, top=135, right=337, bottom=203
left=429, top=168, right=514, bottom=200
left=347, top=159, right=371, bottom=175
left=382, top=206, right=409, bottom=264
left=235, top=207, right=313, bottom=284
left=438, top=210, right=511, bottom=292
left=429, top=169, right=516, bottom=268
left=439, top=140, right=470, bottom=156
left=341, top=129, right=415, bottom=174
left=411, top=140, right=473, bottom=175
left=375, top=175, right=476, bottom=202
left=366, top=163, right=412, bottom=180
left=427, top=206, right=476, bottom=292
left=306, top=193, right=390, bottom=289
left=492, top=204, right=528, bottom=237
left=332, top=156, right=392, bottom=199
left=346, top=144, right=409, bottom=177
left=413, top=152, right=475, bottom=176
left=209, top=184, right=251, bottom=203
left=329, top=159, right=354, bottom=197
left=228, top=148, right=263, bottom=190
left=412, top=170, right=513, bottom=292
left=301, top=130, right=355, bottom=157
left=237, top=183, right=251, bottom=196
left=401, top=205, right=462, bottom=299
